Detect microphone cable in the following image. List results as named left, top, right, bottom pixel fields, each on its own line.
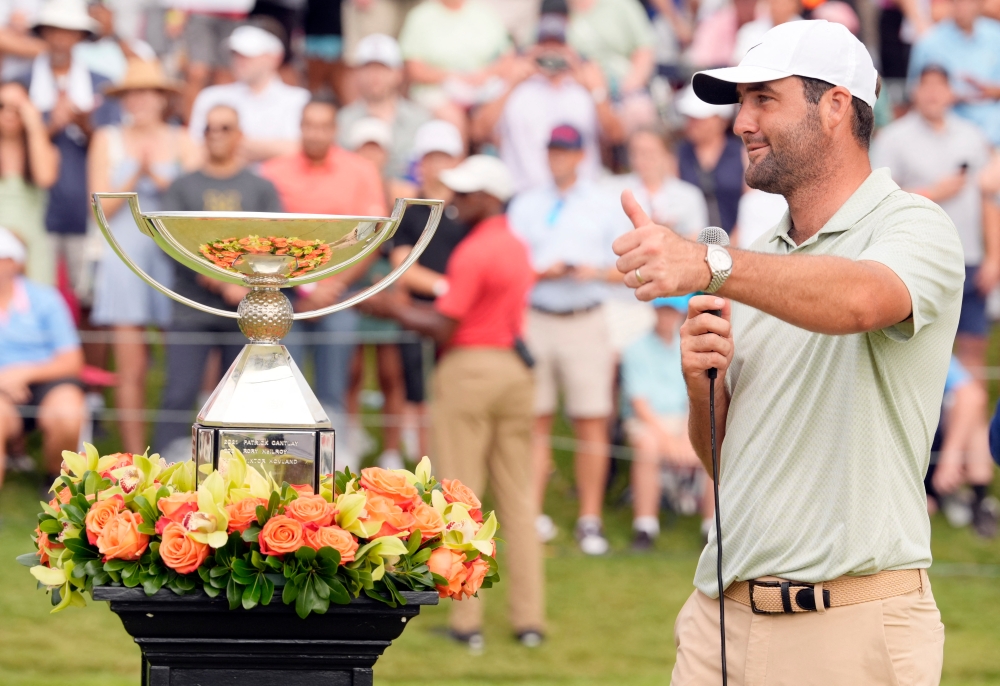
left=708, top=368, right=727, bottom=686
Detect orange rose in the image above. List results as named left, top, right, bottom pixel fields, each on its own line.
left=159, top=522, right=210, bottom=574
left=157, top=492, right=198, bottom=525
left=97, top=511, right=149, bottom=561
left=303, top=525, right=358, bottom=562
left=84, top=496, right=124, bottom=545
left=360, top=467, right=419, bottom=510
left=408, top=500, right=445, bottom=542
left=363, top=491, right=415, bottom=538
left=427, top=547, right=469, bottom=599
left=226, top=497, right=268, bottom=534
left=34, top=527, right=64, bottom=566
left=285, top=495, right=337, bottom=528
left=440, top=479, right=482, bottom=509
left=460, top=557, right=490, bottom=599
left=290, top=484, right=314, bottom=496
left=258, top=515, right=304, bottom=557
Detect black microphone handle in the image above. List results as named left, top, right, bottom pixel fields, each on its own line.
left=707, top=307, right=722, bottom=378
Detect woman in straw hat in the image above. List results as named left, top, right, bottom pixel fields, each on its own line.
left=89, top=58, right=198, bottom=455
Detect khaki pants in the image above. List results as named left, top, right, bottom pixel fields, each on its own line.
left=671, top=570, right=944, bottom=686
left=431, top=347, right=545, bottom=634
left=342, top=0, right=422, bottom=62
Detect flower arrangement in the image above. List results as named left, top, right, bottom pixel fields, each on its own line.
left=18, top=445, right=499, bottom=618
left=199, top=236, right=333, bottom=277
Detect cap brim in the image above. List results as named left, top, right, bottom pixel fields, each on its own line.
left=692, top=65, right=794, bottom=105
left=439, top=170, right=481, bottom=195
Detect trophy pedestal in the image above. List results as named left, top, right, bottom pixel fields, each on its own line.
left=92, top=587, right=438, bottom=686
left=194, top=344, right=335, bottom=487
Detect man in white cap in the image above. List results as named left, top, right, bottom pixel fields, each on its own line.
left=338, top=33, right=431, bottom=179
left=363, top=155, right=546, bottom=651
left=613, top=20, right=962, bottom=684
left=0, top=227, right=85, bottom=492
left=188, top=23, right=310, bottom=163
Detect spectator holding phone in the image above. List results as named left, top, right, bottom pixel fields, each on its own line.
left=872, top=65, right=999, bottom=381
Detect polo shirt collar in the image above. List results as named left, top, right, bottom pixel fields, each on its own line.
left=769, top=168, right=899, bottom=250
left=298, top=147, right=339, bottom=172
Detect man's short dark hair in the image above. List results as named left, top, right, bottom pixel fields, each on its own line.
left=800, top=76, right=881, bottom=150
left=919, top=64, right=950, bottom=81
left=307, top=92, right=338, bottom=111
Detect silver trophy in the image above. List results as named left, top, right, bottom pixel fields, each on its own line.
left=92, top=193, right=442, bottom=488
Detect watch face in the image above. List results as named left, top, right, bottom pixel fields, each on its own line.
left=707, top=246, right=733, bottom=272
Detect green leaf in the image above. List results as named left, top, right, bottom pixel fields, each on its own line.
left=294, top=546, right=316, bottom=563
left=103, top=559, right=130, bottom=572
left=261, top=575, right=275, bottom=605
left=251, top=551, right=266, bottom=571
left=267, top=491, right=279, bottom=517
left=282, top=578, right=300, bottom=605
left=313, top=576, right=331, bottom=601
left=255, top=506, right=267, bottom=527
left=203, top=584, right=221, bottom=598
left=16, top=552, right=41, bottom=567
left=38, top=519, right=63, bottom=535
left=209, top=565, right=230, bottom=578
left=142, top=575, right=165, bottom=596
left=61, top=503, right=86, bottom=527
left=242, top=575, right=263, bottom=610
left=295, top=578, right=314, bottom=619
left=406, top=531, right=421, bottom=556
left=410, top=548, right=432, bottom=565
left=64, top=537, right=100, bottom=560
left=316, top=547, right=341, bottom=566
left=226, top=577, right=241, bottom=610
left=327, top=577, right=351, bottom=605
left=265, top=555, right=282, bottom=571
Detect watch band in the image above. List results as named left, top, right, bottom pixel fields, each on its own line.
left=704, top=245, right=732, bottom=294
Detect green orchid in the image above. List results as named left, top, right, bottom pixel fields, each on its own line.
left=59, top=443, right=120, bottom=486
left=189, top=472, right=230, bottom=548
left=414, top=456, right=432, bottom=487
left=441, top=509, right=498, bottom=556
left=335, top=492, right=382, bottom=538
left=351, top=535, right=409, bottom=581
left=220, top=446, right=273, bottom=503
left=159, top=460, right=196, bottom=493
left=31, top=561, right=87, bottom=613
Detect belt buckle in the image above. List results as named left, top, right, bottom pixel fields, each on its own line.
left=749, top=580, right=831, bottom=614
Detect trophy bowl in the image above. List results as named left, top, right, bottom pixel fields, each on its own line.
left=92, top=193, right=443, bottom=488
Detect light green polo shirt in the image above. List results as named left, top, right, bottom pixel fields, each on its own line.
left=694, top=168, right=965, bottom=597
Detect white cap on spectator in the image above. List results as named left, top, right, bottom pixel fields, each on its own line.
left=228, top=25, right=285, bottom=57
left=33, top=0, right=99, bottom=36
left=412, top=120, right=464, bottom=159
left=0, top=227, right=26, bottom=265
left=347, top=118, right=393, bottom=150
left=693, top=20, right=878, bottom=107
left=353, top=33, right=403, bottom=69
left=440, top=155, right=514, bottom=202
left=676, top=86, right=736, bottom=120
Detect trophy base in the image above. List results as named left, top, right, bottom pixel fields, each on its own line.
left=194, top=424, right=335, bottom=489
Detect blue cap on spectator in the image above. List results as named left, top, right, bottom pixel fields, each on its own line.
left=548, top=124, right=583, bottom=150
left=653, top=295, right=693, bottom=313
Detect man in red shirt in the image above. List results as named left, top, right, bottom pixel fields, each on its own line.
left=259, top=96, right=387, bottom=472
left=363, top=155, right=545, bottom=650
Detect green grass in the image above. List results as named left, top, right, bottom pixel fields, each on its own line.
left=0, top=339, right=998, bottom=684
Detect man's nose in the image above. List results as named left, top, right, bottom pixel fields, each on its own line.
left=733, top=104, right=755, bottom=138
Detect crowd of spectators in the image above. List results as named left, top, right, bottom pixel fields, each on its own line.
left=2, top=0, right=1000, bottom=648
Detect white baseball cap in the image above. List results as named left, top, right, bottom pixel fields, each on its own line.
left=228, top=25, right=285, bottom=57
left=33, top=0, right=99, bottom=36
left=412, top=120, right=464, bottom=159
left=0, top=226, right=27, bottom=264
left=347, top=117, right=393, bottom=151
left=440, top=155, right=514, bottom=202
left=353, top=33, right=402, bottom=69
left=676, top=86, right=736, bottom=120
left=693, top=20, right=878, bottom=107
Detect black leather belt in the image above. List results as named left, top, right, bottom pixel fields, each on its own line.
left=530, top=304, right=602, bottom=317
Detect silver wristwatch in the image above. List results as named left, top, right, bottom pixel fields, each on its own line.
left=704, top=244, right=733, bottom=294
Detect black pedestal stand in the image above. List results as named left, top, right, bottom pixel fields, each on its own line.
left=93, top=587, right=439, bottom=686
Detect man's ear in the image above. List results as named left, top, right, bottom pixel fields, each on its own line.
left=822, top=86, right=854, bottom=133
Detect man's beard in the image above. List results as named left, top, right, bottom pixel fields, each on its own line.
left=744, top=109, right=828, bottom=197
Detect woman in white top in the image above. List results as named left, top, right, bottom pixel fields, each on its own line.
left=89, top=59, right=198, bottom=454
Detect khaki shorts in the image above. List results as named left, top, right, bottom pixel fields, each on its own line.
left=671, top=569, right=945, bottom=686
left=342, top=0, right=422, bottom=63
left=526, top=306, right=615, bottom=419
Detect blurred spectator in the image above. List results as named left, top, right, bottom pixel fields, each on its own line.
left=398, top=0, right=512, bottom=128
left=675, top=86, right=742, bottom=234
left=508, top=125, right=627, bottom=556
left=304, top=0, right=347, bottom=100
left=189, top=24, right=310, bottom=162
left=259, top=96, right=387, bottom=472
left=566, top=0, right=657, bottom=128
left=0, top=226, right=84, bottom=489
left=176, top=0, right=254, bottom=121
left=880, top=0, right=933, bottom=80
left=685, top=0, right=756, bottom=68
left=347, top=117, right=417, bottom=203
left=908, top=0, right=1000, bottom=146
left=733, top=187, right=787, bottom=248
left=871, top=65, right=998, bottom=380
left=342, top=0, right=419, bottom=60
left=153, top=104, right=281, bottom=461
left=344, top=115, right=415, bottom=471
left=810, top=1, right=860, bottom=35
left=362, top=155, right=545, bottom=650
left=387, top=120, right=466, bottom=461
left=622, top=296, right=712, bottom=549
left=646, top=0, right=694, bottom=71
left=483, top=0, right=543, bottom=47
left=75, top=2, right=155, bottom=81
left=89, top=59, right=198, bottom=455
left=616, top=127, right=707, bottom=237
left=472, top=9, right=625, bottom=193
left=0, top=80, right=58, bottom=285
left=19, top=0, right=120, bottom=298
left=928, top=357, right=997, bottom=538
left=732, top=0, right=802, bottom=63
left=339, top=34, right=431, bottom=180
left=0, top=2, right=46, bottom=81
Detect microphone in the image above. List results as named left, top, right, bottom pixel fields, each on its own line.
left=697, top=225, right=729, bottom=686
